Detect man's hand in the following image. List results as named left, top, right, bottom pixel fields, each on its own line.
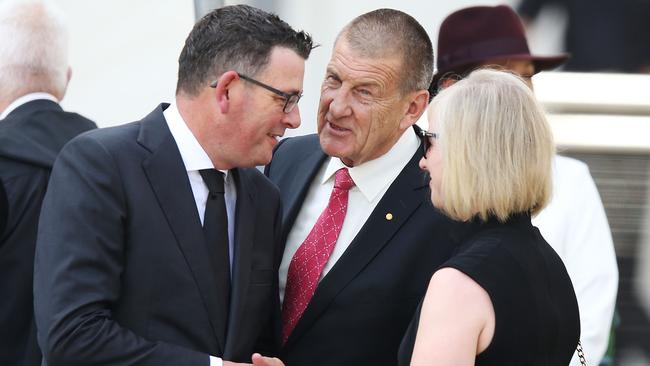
left=251, top=353, right=285, bottom=366
left=223, top=361, right=253, bottom=366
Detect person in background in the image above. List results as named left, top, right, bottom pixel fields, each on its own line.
left=264, top=8, right=459, bottom=366
left=400, top=68, right=580, bottom=365
left=33, top=5, right=312, bottom=366
left=0, top=1, right=96, bottom=365
left=428, top=5, right=618, bottom=365
left=517, top=0, right=650, bottom=73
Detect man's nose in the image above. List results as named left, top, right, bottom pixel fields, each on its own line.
left=327, top=89, right=352, bottom=118
left=283, top=105, right=301, bottom=129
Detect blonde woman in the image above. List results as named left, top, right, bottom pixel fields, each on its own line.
left=398, top=69, right=580, bottom=365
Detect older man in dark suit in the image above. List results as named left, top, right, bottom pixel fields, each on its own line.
left=0, top=2, right=96, bottom=365
left=34, top=5, right=312, bottom=366
left=263, top=9, right=458, bottom=366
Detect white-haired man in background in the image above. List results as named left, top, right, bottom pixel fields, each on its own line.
left=0, top=1, right=96, bottom=365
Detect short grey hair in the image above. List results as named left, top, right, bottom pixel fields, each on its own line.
left=0, top=0, right=69, bottom=101
left=339, top=8, right=434, bottom=94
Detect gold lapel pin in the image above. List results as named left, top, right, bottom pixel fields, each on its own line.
left=385, top=213, right=393, bottom=221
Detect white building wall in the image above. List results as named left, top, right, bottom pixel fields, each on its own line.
left=56, top=0, right=195, bottom=126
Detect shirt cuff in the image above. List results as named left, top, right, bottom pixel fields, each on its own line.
left=210, top=355, right=223, bottom=366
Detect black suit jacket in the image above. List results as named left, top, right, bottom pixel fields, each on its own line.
left=0, top=99, right=96, bottom=366
left=265, top=129, right=459, bottom=366
left=34, top=104, right=283, bottom=366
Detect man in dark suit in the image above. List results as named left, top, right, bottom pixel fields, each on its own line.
left=263, top=9, right=458, bottom=366
left=34, top=5, right=313, bottom=366
left=0, top=2, right=97, bottom=365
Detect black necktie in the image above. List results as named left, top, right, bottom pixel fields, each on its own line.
left=199, top=169, right=231, bottom=328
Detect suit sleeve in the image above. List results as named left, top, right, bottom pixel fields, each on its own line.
left=33, top=135, right=209, bottom=366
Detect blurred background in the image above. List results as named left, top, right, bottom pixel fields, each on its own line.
left=6, top=0, right=650, bottom=364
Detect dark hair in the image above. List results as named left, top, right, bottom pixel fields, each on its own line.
left=428, top=63, right=478, bottom=101
left=341, top=8, right=433, bottom=93
left=176, top=4, right=313, bottom=96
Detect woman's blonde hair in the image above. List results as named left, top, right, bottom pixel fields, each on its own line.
left=429, top=68, right=554, bottom=222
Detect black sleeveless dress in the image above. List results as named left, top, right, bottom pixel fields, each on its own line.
left=398, top=213, right=580, bottom=365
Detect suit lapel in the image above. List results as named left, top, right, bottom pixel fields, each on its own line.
left=138, top=105, right=227, bottom=353
left=223, top=169, right=255, bottom=356
left=284, top=147, right=428, bottom=348
left=280, top=145, right=328, bottom=244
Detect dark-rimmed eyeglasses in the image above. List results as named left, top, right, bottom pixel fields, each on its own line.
left=418, top=129, right=438, bottom=156
left=209, top=74, right=302, bottom=114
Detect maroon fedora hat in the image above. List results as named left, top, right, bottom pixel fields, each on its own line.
left=432, top=5, right=569, bottom=89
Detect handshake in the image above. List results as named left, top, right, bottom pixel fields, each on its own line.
left=224, top=354, right=285, bottom=366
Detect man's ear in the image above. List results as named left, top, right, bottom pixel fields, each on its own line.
left=58, top=66, right=73, bottom=101
left=399, top=89, right=429, bottom=130
left=212, top=71, right=240, bottom=114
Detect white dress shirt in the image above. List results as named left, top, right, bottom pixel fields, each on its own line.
left=279, top=129, right=419, bottom=303
left=533, top=155, right=619, bottom=366
left=163, top=102, right=237, bottom=366
left=0, top=92, right=59, bottom=120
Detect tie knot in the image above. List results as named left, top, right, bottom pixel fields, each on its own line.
left=334, top=168, right=355, bottom=191
left=199, top=169, right=225, bottom=194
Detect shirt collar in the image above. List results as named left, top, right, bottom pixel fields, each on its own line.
left=321, top=127, right=419, bottom=202
left=0, top=92, right=59, bottom=120
left=163, top=101, right=229, bottom=177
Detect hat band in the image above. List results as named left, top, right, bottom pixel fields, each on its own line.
left=439, top=37, right=531, bottom=70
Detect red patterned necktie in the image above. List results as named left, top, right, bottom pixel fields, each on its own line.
left=281, top=168, right=356, bottom=344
